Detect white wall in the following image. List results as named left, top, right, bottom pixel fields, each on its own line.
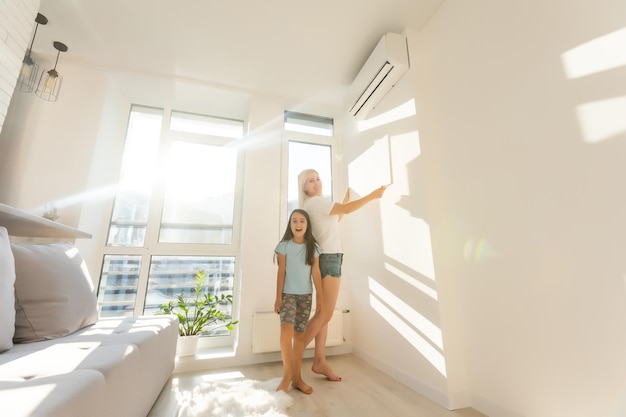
left=0, top=60, right=109, bottom=228
left=344, top=0, right=626, bottom=417
left=0, top=56, right=352, bottom=370
left=0, top=0, right=39, bottom=132
left=342, top=1, right=626, bottom=416
left=339, top=30, right=465, bottom=408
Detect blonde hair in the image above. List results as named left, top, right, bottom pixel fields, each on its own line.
left=298, top=169, right=318, bottom=208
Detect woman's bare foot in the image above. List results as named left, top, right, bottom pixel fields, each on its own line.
left=292, top=379, right=314, bottom=394
left=312, top=360, right=341, bottom=381
left=276, top=377, right=291, bottom=392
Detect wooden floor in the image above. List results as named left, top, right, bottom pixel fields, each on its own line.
left=148, top=354, right=487, bottom=417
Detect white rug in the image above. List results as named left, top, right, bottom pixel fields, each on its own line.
left=175, top=377, right=293, bottom=417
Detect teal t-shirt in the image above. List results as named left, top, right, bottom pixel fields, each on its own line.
left=275, top=240, right=320, bottom=294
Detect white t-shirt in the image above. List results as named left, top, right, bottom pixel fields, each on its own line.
left=303, top=196, right=342, bottom=253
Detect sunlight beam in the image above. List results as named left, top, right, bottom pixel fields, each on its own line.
left=384, top=262, right=438, bottom=300
left=2, top=383, right=56, bottom=414
left=369, top=287, right=446, bottom=377
left=576, top=96, right=626, bottom=143
left=200, top=371, right=245, bottom=382
left=348, top=135, right=392, bottom=196
left=31, top=184, right=120, bottom=214
left=369, top=277, right=442, bottom=349
left=357, top=99, right=416, bottom=132
left=562, top=27, right=626, bottom=79
left=370, top=294, right=446, bottom=377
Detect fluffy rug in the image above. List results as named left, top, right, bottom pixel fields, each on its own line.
left=175, top=377, right=293, bottom=417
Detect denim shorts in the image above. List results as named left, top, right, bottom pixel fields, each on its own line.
left=319, top=253, right=343, bottom=278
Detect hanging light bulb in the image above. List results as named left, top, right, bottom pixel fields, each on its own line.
left=16, top=13, right=48, bottom=93
left=36, top=41, right=68, bottom=102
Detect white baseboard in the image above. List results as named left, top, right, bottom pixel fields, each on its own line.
left=351, top=347, right=469, bottom=410
left=469, top=393, right=526, bottom=417
left=173, top=342, right=352, bottom=374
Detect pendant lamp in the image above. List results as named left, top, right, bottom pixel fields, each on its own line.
left=16, top=13, right=48, bottom=93
left=36, top=41, right=68, bottom=102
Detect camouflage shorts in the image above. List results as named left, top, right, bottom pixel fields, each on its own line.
left=279, top=293, right=312, bottom=333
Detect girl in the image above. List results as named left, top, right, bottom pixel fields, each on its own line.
left=274, top=209, right=323, bottom=394
left=298, top=168, right=386, bottom=381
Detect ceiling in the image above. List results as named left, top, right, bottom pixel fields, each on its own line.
left=35, top=0, right=443, bottom=110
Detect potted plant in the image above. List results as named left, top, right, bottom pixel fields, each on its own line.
left=157, top=269, right=238, bottom=356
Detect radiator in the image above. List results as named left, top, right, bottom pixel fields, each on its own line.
left=252, top=309, right=344, bottom=353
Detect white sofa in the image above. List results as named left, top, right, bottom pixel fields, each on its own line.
left=0, top=227, right=179, bottom=417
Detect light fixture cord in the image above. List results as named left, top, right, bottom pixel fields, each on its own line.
left=52, top=49, right=61, bottom=71
left=25, top=22, right=40, bottom=58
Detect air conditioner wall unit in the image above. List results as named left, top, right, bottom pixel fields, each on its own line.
left=346, top=32, right=409, bottom=118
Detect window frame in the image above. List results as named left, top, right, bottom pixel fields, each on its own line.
left=97, top=104, right=244, bottom=350
left=280, top=129, right=337, bottom=234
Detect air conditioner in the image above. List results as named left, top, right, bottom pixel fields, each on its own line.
left=346, top=32, right=409, bottom=118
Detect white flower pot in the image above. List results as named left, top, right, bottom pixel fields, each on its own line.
left=176, top=335, right=199, bottom=357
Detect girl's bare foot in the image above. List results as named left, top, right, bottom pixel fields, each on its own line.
left=276, top=377, right=291, bottom=392
left=292, top=379, right=314, bottom=394
left=312, top=360, right=341, bottom=381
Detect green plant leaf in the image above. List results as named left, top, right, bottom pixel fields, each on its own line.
left=156, top=269, right=238, bottom=337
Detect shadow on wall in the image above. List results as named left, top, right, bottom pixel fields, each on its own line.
left=346, top=97, right=448, bottom=380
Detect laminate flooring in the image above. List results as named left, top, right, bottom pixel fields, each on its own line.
left=148, top=354, right=487, bottom=417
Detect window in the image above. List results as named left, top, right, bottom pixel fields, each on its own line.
left=284, top=111, right=333, bottom=137
left=287, top=142, right=333, bottom=214
left=283, top=111, right=334, bottom=216
left=170, top=111, right=244, bottom=138
left=145, top=255, right=235, bottom=337
left=159, top=140, right=237, bottom=244
left=97, top=105, right=243, bottom=345
left=106, top=107, right=161, bottom=248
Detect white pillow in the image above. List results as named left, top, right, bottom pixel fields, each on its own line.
left=0, top=227, right=16, bottom=352
left=12, top=242, right=98, bottom=343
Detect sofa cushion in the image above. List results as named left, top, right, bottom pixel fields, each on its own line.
left=0, top=227, right=16, bottom=352
left=0, top=369, right=106, bottom=417
left=1, top=315, right=178, bottom=417
left=12, top=242, right=98, bottom=343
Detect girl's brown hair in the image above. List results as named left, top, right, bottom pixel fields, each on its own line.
left=278, top=209, right=319, bottom=265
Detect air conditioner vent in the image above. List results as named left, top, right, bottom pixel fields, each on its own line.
left=346, top=33, right=409, bottom=119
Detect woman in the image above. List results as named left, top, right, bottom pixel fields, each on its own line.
left=298, top=168, right=386, bottom=381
